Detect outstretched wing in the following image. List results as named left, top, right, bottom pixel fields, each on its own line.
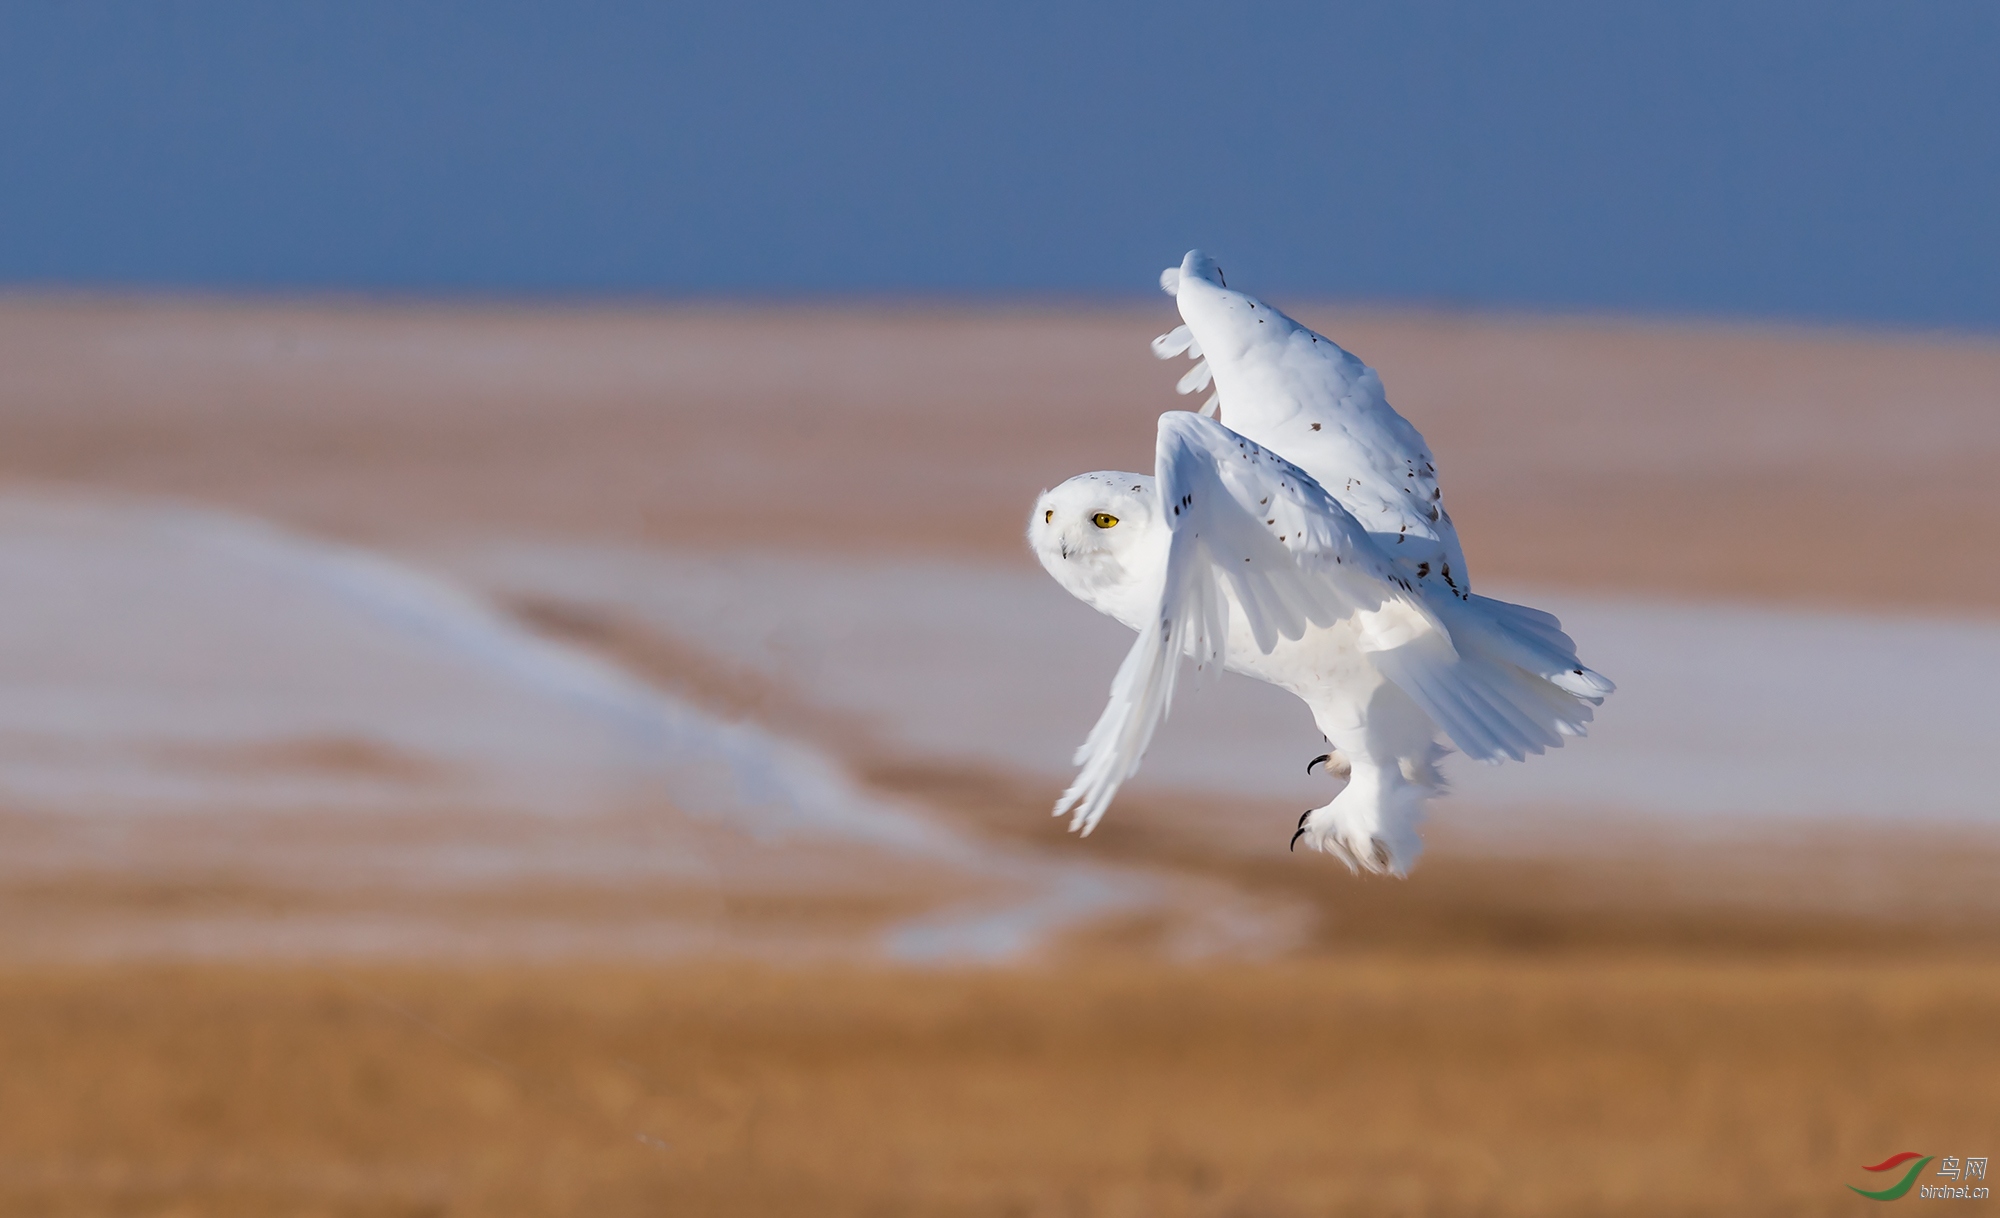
left=1054, top=412, right=1452, bottom=835
left=1157, top=250, right=1470, bottom=592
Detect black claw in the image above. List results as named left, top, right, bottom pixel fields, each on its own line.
left=1306, top=753, right=1333, bottom=775
left=1290, top=809, right=1311, bottom=852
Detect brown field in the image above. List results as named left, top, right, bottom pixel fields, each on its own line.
left=5, top=803, right=1996, bottom=1216
left=0, top=297, right=1995, bottom=1215
left=2, top=950, right=1994, bottom=1217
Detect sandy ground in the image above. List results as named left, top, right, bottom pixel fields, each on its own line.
left=2, top=956, right=1996, bottom=1217
left=0, top=296, right=1996, bottom=1214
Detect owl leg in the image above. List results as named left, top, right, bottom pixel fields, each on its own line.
left=1291, top=758, right=1430, bottom=876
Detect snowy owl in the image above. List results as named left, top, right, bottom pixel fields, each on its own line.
left=1028, top=270, right=1611, bottom=874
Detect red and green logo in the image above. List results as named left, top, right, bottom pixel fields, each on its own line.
left=1849, top=1153, right=1934, bottom=1201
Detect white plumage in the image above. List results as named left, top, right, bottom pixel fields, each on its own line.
left=1159, top=249, right=1468, bottom=595
left=1026, top=254, right=1612, bottom=875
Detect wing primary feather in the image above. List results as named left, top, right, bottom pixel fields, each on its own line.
left=1436, top=595, right=1616, bottom=702
left=1455, top=668, right=1553, bottom=756
left=1053, top=528, right=1220, bottom=834
left=1176, top=360, right=1214, bottom=395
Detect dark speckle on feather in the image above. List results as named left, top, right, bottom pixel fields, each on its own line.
left=1311, top=423, right=1322, bottom=431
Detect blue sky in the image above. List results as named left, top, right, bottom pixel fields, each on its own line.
left=3, top=2, right=1996, bottom=327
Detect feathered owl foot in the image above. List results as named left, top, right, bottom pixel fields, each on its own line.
left=1289, top=806, right=1388, bottom=870
left=1292, top=804, right=1398, bottom=873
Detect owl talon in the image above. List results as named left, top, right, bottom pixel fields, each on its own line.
left=1290, top=809, right=1312, bottom=851
left=1306, top=750, right=1351, bottom=779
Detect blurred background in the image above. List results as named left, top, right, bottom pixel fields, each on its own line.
left=1, top=3, right=1996, bottom=1215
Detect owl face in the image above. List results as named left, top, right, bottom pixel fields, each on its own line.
left=1027, top=472, right=1163, bottom=609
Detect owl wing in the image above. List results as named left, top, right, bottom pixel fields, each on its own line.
left=1156, top=250, right=1469, bottom=590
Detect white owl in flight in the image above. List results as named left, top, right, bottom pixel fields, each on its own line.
left=1027, top=254, right=1612, bottom=875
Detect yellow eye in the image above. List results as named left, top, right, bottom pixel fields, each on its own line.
left=1092, top=513, right=1119, bottom=529
left=1045, top=509, right=1054, bottom=524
